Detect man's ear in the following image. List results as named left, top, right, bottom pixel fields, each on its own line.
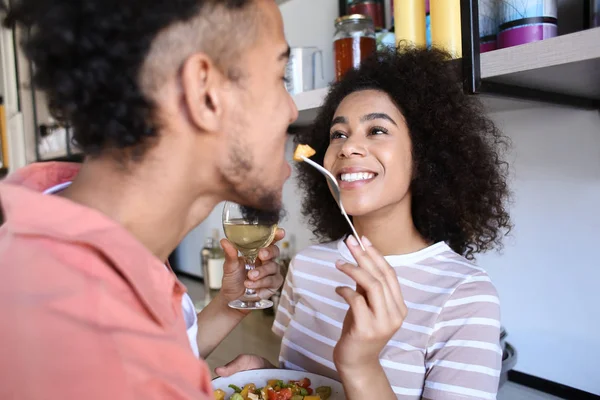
left=180, top=53, right=223, bottom=133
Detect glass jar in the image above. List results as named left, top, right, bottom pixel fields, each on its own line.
left=348, top=1, right=384, bottom=31
left=333, top=14, right=376, bottom=81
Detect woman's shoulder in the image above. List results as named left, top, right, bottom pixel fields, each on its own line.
left=432, top=248, right=499, bottom=300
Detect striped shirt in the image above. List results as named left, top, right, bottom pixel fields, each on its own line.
left=273, top=240, right=502, bottom=400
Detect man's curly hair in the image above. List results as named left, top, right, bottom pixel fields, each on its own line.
left=1, top=0, right=255, bottom=157
left=294, top=46, right=512, bottom=260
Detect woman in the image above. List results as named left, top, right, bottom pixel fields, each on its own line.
left=219, top=46, right=511, bottom=400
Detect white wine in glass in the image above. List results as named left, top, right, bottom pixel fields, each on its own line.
left=222, top=202, right=278, bottom=310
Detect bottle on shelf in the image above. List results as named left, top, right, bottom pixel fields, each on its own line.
left=197, top=237, right=214, bottom=311
left=207, top=228, right=225, bottom=290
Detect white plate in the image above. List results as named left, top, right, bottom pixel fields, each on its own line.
left=212, top=369, right=345, bottom=399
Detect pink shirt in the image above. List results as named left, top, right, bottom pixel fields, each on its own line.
left=0, top=162, right=212, bottom=399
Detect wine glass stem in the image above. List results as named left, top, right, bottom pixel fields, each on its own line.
left=244, top=256, right=257, bottom=298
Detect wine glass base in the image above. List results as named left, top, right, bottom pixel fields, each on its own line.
left=228, top=299, right=273, bottom=310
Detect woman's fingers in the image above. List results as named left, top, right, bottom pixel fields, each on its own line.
left=345, top=236, right=384, bottom=280
left=335, top=261, right=387, bottom=318
left=362, top=237, right=407, bottom=318
left=335, top=286, right=372, bottom=324
left=345, top=236, right=396, bottom=319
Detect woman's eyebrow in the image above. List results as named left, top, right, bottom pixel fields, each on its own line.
left=360, top=112, right=397, bottom=126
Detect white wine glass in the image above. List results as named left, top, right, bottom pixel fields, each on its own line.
left=222, top=201, right=279, bottom=310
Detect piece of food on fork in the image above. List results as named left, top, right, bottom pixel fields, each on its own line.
left=293, top=144, right=316, bottom=162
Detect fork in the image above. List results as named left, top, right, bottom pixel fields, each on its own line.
left=300, top=156, right=366, bottom=251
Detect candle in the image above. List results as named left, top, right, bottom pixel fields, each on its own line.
left=430, top=0, right=462, bottom=57
left=394, top=0, right=427, bottom=47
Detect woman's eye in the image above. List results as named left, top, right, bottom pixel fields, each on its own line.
left=369, top=127, right=388, bottom=136
left=330, top=131, right=347, bottom=140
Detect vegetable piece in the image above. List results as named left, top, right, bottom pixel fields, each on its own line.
left=315, top=386, right=332, bottom=400
left=248, top=393, right=260, bottom=400
left=303, top=396, right=321, bottom=400
left=229, top=384, right=243, bottom=393
left=261, top=387, right=271, bottom=400
left=291, top=396, right=304, bottom=400
left=299, top=388, right=308, bottom=396
left=241, top=383, right=256, bottom=398
left=267, top=380, right=279, bottom=388
left=278, top=388, right=293, bottom=400
left=213, top=389, right=226, bottom=400
left=293, top=144, right=316, bottom=161
left=230, top=394, right=244, bottom=400
left=298, top=378, right=311, bottom=389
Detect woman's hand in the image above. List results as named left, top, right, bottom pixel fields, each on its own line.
left=333, top=235, right=408, bottom=371
left=218, top=228, right=285, bottom=309
left=215, top=354, right=275, bottom=377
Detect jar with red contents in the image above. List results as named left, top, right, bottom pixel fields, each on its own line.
left=348, top=0, right=384, bottom=30
left=333, top=14, right=376, bottom=81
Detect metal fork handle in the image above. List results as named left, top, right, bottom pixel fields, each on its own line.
left=339, top=203, right=366, bottom=252
left=301, top=156, right=366, bottom=251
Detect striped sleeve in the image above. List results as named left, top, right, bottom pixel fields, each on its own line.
left=422, top=272, right=502, bottom=400
left=272, top=259, right=296, bottom=338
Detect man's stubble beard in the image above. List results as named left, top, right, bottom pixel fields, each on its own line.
left=223, top=138, right=285, bottom=224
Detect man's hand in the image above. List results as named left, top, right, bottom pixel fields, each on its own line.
left=219, top=228, right=285, bottom=306
left=215, top=354, right=275, bottom=377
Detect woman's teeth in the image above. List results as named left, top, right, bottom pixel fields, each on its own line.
left=340, top=172, right=375, bottom=183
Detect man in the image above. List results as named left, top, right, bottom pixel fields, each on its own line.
left=0, top=0, right=297, bottom=398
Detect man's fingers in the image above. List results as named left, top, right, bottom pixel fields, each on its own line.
left=246, top=274, right=283, bottom=293
left=214, top=355, right=247, bottom=377
left=258, top=243, right=281, bottom=262
left=214, top=354, right=268, bottom=377
left=271, top=228, right=285, bottom=244
left=248, top=261, right=280, bottom=281
left=220, top=239, right=239, bottom=262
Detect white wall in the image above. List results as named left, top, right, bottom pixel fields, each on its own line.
left=279, top=0, right=339, bottom=88
left=479, top=107, right=600, bottom=394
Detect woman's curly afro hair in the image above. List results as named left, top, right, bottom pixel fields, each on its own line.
left=294, top=46, right=512, bottom=260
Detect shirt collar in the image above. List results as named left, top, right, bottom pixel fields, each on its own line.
left=336, top=237, right=451, bottom=265
left=0, top=162, right=187, bottom=326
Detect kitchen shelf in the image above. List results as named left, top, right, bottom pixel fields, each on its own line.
left=290, top=28, right=600, bottom=127
left=480, top=27, right=600, bottom=101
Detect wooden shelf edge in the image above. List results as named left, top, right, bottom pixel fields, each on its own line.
left=481, top=27, right=600, bottom=79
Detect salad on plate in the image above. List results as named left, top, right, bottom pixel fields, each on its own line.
left=214, top=377, right=332, bottom=400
